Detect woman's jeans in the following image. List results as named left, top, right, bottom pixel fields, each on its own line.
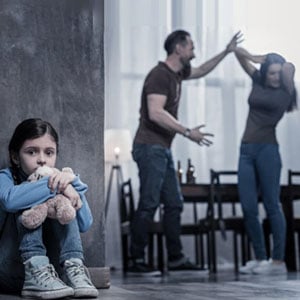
left=130, top=143, right=184, bottom=262
left=238, top=143, right=286, bottom=261
left=0, top=214, right=83, bottom=292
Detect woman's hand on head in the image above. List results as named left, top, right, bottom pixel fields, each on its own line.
left=48, top=169, right=76, bottom=193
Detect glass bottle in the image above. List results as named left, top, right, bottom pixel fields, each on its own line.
left=186, top=158, right=195, bottom=184
left=177, top=160, right=183, bottom=183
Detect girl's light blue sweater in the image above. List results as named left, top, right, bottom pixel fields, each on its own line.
left=0, top=168, right=93, bottom=233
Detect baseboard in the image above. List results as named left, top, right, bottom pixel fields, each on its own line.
left=88, top=267, right=111, bottom=289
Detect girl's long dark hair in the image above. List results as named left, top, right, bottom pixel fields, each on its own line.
left=8, top=118, right=59, bottom=184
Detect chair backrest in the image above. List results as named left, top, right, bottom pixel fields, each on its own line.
left=288, top=170, right=300, bottom=185
left=120, top=179, right=135, bottom=224
left=209, top=169, right=242, bottom=241
left=210, top=169, right=240, bottom=218
left=120, top=179, right=165, bottom=272
left=287, top=170, right=300, bottom=204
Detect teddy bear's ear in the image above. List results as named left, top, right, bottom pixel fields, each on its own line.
left=38, top=166, right=53, bottom=176
left=28, top=173, right=38, bottom=182
left=62, top=167, right=74, bottom=174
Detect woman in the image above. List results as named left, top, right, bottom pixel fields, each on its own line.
left=235, top=47, right=297, bottom=275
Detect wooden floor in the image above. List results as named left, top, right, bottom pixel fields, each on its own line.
left=2, top=268, right=300, bottom=299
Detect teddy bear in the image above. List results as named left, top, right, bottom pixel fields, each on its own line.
left=21, top=166, right=82, bottom=230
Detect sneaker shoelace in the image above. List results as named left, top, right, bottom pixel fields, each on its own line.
left=32, top=265, right=64, bottom=287
left=66, top=262, right=93, bottom=286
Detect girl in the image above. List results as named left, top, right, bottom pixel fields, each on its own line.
left=234, top=47, right=297, bottom=275
left=0, top=118, right=98, bottom=299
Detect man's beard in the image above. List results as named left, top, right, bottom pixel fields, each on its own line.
left=180, top=57, right=192, bottom=69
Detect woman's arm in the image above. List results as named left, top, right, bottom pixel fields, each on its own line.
left=234, top=47, right=266, bottom=77
left=281, top=62, right=296, bottom=95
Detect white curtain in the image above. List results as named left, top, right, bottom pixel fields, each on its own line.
left=104, top=0, right=300, bottom=269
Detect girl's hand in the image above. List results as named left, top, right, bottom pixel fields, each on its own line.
left=48, top=169, right=76, bottom=193
left=63, top=185, right=82, bottom=210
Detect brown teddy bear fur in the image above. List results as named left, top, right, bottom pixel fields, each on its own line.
left=21, top=166, right=82, bottom=229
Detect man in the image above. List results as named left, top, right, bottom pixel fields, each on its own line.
left=129, top=30, right=243, bottom=276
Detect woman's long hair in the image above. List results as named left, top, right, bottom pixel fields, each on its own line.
left=260, top=53, right=297, bottom=112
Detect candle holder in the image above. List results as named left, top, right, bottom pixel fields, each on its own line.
left=104, top=129, right=132, bottom=218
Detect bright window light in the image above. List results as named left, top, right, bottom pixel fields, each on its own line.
left=235, top=0, right=300, bottom=82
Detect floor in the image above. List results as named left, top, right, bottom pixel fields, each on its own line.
left=2, top=267, right=300, bottom=300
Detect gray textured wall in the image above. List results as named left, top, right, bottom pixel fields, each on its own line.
left=0, top=0, right=105, bottom=267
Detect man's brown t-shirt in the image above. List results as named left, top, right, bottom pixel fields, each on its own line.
left=133, top=62, right=190, bottom=148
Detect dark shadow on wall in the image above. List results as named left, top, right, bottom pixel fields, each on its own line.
left=0, top=0, right=105, bottom=267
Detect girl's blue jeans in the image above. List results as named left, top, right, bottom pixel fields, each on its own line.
left=130, top=143, right=184, bottom=262
left=0, top=214, right=83, bottom=292
left=238, top=143, right=286, bottom=261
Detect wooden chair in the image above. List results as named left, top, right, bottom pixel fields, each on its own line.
left=119, top=179, right=165, bottom=274
left=181, top=184, right=213, bottom=270
left=208, top=169, right=250, bottom=273
left=286, top=170, right=300, bottom=270
left=263, top=170, right=300, bottom=271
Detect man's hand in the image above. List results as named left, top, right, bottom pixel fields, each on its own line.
left=225, top=31, right=244, bottom=53
left=188, top=125, right=214, bottom=146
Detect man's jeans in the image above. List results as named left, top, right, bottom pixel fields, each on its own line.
left=238, top=143, right=286, bottom=261
left=130, top=143, right=184, bottom=261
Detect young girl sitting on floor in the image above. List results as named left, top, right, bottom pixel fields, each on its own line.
left=0, top=118, right=98, bottom=299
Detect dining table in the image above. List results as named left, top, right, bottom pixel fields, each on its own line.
left=181, top=182, right=300, bottom=272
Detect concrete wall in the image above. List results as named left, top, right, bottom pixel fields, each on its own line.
left=0, top=0, right=105, bottom=267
